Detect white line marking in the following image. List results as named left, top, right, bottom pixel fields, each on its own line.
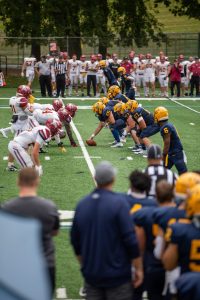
left=56, top=288, right=67, bottom=299
left=59, top=210, right=75, bottom=220
left=189, top=123, right=195, bottom=125
left=74, top=123, right=83, bottom=126
left=169, top=98, right=200, bottom=114
left=77, top=106, right=91, bottom=109
left=71, top=120, right=96, bottom=185
left=0, top=97, right=199, bottom=101
left=3, top=156, right=8, bottom=160
left=74, top=156, right=101, bottom=159
left=127, top=156, right=133, bottom=160
left=44, top=156, right=50, bottom=160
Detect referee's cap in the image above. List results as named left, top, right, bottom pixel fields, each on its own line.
left=147, top=144, right=162, bottom=159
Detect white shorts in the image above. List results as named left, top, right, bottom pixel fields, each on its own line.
left=11, top=116, right=38, bottom=136
left=70, top=74, right=78, bottom=85
left=26, top=70, right=35, bottom=83
left=136, top=75, right=145, bottom=86
left=96, top=75, right=106, bottom=85
left=181, top=76, right=189, bottom=87
left=8, top=141, right=33, bottom=168
left=144, top=73, right=155, bottom=83
left=79, top=73, right=87, bottom=84
left=159, top=75, right=168, bottom=87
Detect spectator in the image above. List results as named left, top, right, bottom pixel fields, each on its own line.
left=71, top=161, right=143, bottom=300
left=0, top=69, right=6, bottom=87
left=188, top=57, right=200, bottom=97
left=86, top=55, right=98, bottom=97
left=169, top=59, right=182, bottom=97
left=109, top=55, right=121, bottom=79
left=3, top=168, right=60, bottom=295
left=35, top=55, right=52, bottom=97
left=144, top=144, right=177, bottom=197
left=121, top=56, right=133, bottom=74
left=54, top=55, right=68, bottom=98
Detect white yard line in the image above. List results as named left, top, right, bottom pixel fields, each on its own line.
left=70, top=120, right=96, bottom=185
left=56, top=288, right=67, bottom=299
left=169, top=98, right=200, bottom=114
left=74, top=156, right=101, bottom=159
left=0, top=97, right=199, bottom=101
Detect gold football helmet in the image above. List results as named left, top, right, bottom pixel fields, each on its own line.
left=114, top=103, right=126, bottom=114
left=99, top=97, right=109, bottom=105
left=175, top=172, right=200, bottom=198
left=154, top=106, right=169, bottom=122
left=117, top=66, right=126, bottom=74
left=125, top=100, right=139, bottom=112
left=186, top=184, right=200, bottom=218
left=108, top=85, right=121, bottom=97
left=92, top=102, right=105, bottom=115
left=98, top=60, right=107, bottom=68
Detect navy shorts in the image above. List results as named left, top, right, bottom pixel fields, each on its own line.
left=166, top=151, right=187, bottom=175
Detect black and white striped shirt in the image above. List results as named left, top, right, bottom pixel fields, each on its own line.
left=54, top=61, right=67, bottom=75
left=144, top=164, right=178, bottom=197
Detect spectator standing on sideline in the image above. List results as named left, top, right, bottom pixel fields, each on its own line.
left=86, top=55, right=98, bottom=97
left=109, top=55, right=121, bottom=79
left=3, top=168, right=60, bottom=295
left=54, top=55, right=68, bottom=98
left=188, top=57, right=200, bottom=97
left=35, top=56, right=52, bottom=97
left=71, top=161, right=143, bottom=300
left=169, top=59, right=182, bottom=97
left=144, top=144, right=177, bottom=197
left=121, top=57, right=133, bottom=74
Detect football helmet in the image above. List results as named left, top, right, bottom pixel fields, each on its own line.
left=99, top=60, right=106, bottom=68
left=52, top=99, right=63, bottom=112
left=107, top=92, right=113, bottom=100
left=154, top=106, right=169, bottom=122
left=186, top=184, right=200, bottom=218
left=125, top=100, right=139, bottom=112
left=18, top=97, right=28, bottom=108
left=108, top=85, right=120, bottom=97
left=17, top=85, right=31, bottom=98
left=114, top=103, right=126, bottom=114
left=46, top=119, right=62, bottom=137
left=175, top=172, right=200, bottom=198
left=92, top=102, right=105, bottom=115
left=118, top=67, right=126, bottom=75
left=58, top=108, right=72, bottom=123
left=65, top=103, right=77, bottom=117
left=99, top=97, right=109, bottom=105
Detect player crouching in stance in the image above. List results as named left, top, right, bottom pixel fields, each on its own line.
left=8, top=119, right=62, bottom=176
left=154, top=106, right=187, bottom=174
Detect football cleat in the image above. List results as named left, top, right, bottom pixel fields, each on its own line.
left=111, top=142, right=123, bottom=148
left=6, top=165, right=18, bottom=172
left=0, top=128, right=8, bottom=138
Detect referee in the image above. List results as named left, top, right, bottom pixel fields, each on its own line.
left=54, top=55, right=67, bottom=97
left=144, top=144, right=177, bottom=197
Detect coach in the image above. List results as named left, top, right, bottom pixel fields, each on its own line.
left=169, top=59, right=182, bottom=97
left=71, top=161, right=143, bottom=300
left=2, top=168, right=60, bottom=295
left=35, top=55, right=52, bottom=97
left=189, top=57, right=200, bottom=97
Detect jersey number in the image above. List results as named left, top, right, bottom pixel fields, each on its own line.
left=189, top=240, right=200, bottom=271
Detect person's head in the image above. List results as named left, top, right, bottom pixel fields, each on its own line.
left=97, top=54, right=102, bottom=61
left=195, top=57, right=199, bottom=62
left=159, top=51, right=164, bottom=57
left=90, top=54, right=96, bottom=62
left=129, top=51, right=135, bottom=59
left=138, top=53, right=144, bottom=61
left=147, top=144, right=163, bottom=165
left=80, top=55, right=86, bottom=62
left=156, top=180, right=174, bottom=205
left=179, top=54, right=184, bottom=62
left=18, top=168, right=40, bottom=196
left=72, top=54, right=77, bottom=61
left=189, top=56, right=194, bottom=62
left=146, top=53, right=152, bottom=59
left=123, top=56, right=128, bottom=63
left=59, top=55, right=63, bottom=61
left=160, top=56, right=165, bottom=63
left=129, top=170, right=151, bottom=195
left=94, top=161, right=117, bottom=189
left=41, top=55, right=46, bottom=62
left=112, top=53, right=118, bottom=60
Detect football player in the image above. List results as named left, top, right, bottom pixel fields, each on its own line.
left=163, top=182, right=200, bottom=275
left=107, top=85, right=129, bottom=103
left=52, top=98, right=64, bottom=112
left=126, top=100, right=160, bottom=155
left=79, top=55, right=87, bottom=97
left=154, top=106, right=187, bottom=174
left=96, top=54, right=106, bottom=96
left=8, top=119, right=62, bottom=175
left=144, top=53, right=156, bottom=97
left=178, top=54, right=190, bottom=96
left=134, top=54, right=146, bottom=97
left=156, top=56, right=171, bottom=97
left=68, top=54, right=80, bottom=96
left=98, top=60, right=118, bottom=87
left=21, top=55, right=36, bottom=88
left=176, top=272, right=200, bottom=300
left=117, top=66, right=136, bottom=100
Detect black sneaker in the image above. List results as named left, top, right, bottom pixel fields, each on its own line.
left=79, top=286, right=87, bottom=297
left=39, top=148, right=47, bottom=154
left=6, top=165, right=18, bottom=171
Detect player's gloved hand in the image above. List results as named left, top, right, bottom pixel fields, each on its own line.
left=35, top=165, right=43, bottom=176
left=71, top=142, right=78, bottom=147
left=21, top=72, right=24, bottom=77
left=58, top=142, right=67, bottom=153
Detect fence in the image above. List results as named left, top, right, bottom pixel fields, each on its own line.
left=0, top=33, right=199, bottom=70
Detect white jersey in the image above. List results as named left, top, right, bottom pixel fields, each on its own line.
left=29, top=103, right=54, bottom=111
left=33, top=108, right=59, bottom=125
left=24, top=57, right=36, bottom=75
left=79, top=61, right=87, bottom=74
left=135, top=60, right=146, bottom=75
left=69, top=59, right=80, bottom=75
left=14, top=126, right=51, bottom=149
left=157, top=61, right=170, bottom=76
left=96, top=62, right=104, bottom=76
left=87, top=61, right=98, bottom=75
left=144, top=59, right=156, bottom=75
left=9, top=96, right=31, bottom=116
left=179, top=61, right=189, bottom=76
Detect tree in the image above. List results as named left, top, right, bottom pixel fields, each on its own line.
left=154, top=0, right=200, bottom=20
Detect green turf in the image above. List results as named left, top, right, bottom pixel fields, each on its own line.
left=0, top=88, right=200, bottom=298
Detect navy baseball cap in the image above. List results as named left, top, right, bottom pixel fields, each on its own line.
left=147, top=144, right=162, bottom=159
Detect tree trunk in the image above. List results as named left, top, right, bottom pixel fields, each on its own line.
left=30, top=1, right=41, bottom=60
left=98, top=0, right=109, bottom=57
left=68, top=37, right=81, bottom=57
left=31, top=41, right=41, bottom=60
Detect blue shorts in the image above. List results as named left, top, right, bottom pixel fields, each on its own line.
left=166, top=151, right=187, bottom=175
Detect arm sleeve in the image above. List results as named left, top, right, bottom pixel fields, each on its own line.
left=117, top=201, right=140, bottom=259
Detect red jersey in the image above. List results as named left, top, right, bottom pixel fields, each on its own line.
left=121, top=62, right=133, bottom=74
left=189, top=62, right=200, bottom=76
left=170, top=65, right=182, bottom=82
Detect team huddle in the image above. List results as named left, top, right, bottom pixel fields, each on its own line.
left=21, top=51, right=199, bottom=98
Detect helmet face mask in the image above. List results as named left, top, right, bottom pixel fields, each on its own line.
left=108, top=85, right=120, bottom=97
left=114, top=103, right=126, bottom=114
left=65, top=103, right=77, bottom=117
left=99, top=97, right=109, bottom=105
left=92, top=102, right=105, bottom=115
left=17, top=85, right=31, bottom=98
left=117, top=67, right=126, bottom=75
left=45, top=119, right=62, bottom=136
left=58, top=108, right=72, bottom=123
left=125, top=100, right=138, bottom=112
left=52, top=99, right=63, bottom=112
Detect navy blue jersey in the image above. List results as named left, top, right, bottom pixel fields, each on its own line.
left=121, top=74, right=133, bottom=92
left=114, top=93, right=129, bottom=103
left=97, top=106, right=113, bottom=122
left=109, top=62, right=120, bottom=79
left=133, top=207, right=163, bottom=269
left=160, top=122, right=183, bottom=155
left=167, top=221, right=200, bottom=273
left=126, top=194, right=157, bottom=214
left=103, top=67, right=118, bottom=85
left=153, top=206, right=186, bottom=233
left=131, top=107, right=154, bottom=126
left=176, top=272, right=200, bottom=300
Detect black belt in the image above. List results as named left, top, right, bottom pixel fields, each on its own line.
left=56, top=73, right=65, bottom=76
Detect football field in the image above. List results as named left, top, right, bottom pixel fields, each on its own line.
left=0, top=88, right=200, bottom=299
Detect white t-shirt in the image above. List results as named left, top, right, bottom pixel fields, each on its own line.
left=14, top=126, right=51, bottom=149
left=87, top=61, right=98, bottom=75
left=79, top=61, right=87, bottom=74
left=69, top=59, right=80, bottom=75
left=24, top=57, right=36, bottom=75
